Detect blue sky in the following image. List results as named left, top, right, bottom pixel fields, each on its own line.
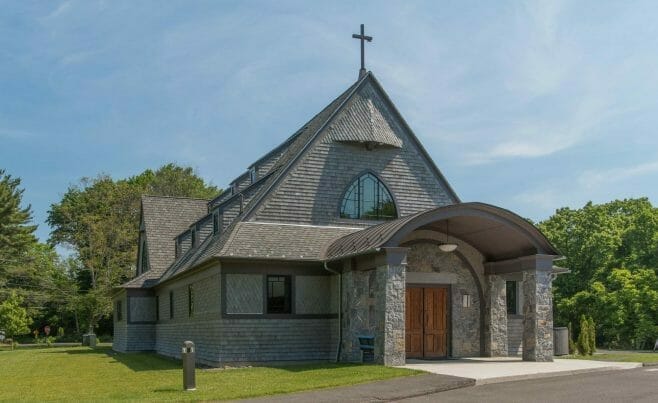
left=2, top=0, right=658, bottom=242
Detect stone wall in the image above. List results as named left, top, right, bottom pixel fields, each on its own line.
left=379, top=264, right=406, bottom=365
left=508, top=317, right=523, bottom=356
left=339, top=262, right=405, bottom=366
left=522, top=269, right=554, bottom=362
left=484, top=275, right=508, bottom=356
left=406, top=243, right=482, bottom=357
left=340, top=268, right=373, bottom=362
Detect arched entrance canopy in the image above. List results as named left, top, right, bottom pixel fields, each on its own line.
left=324, top=202, right=560, bottom=262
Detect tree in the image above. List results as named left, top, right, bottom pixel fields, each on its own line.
left=587, top=316, right=596, bottom=353
left=540, top=198, right=658, bottom=349
left=577, top=315, right=591, bottom=356
left=0, top=169, right=37, bottom=279
left=47, top=164, right=220, bottom=332
left=0, top=291, right=31, bottom=347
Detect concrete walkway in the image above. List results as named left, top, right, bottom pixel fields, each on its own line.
left=403, top=357, right=642, bottom=385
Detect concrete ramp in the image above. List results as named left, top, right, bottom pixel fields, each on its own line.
left=402, top=357, right=641, bottom=385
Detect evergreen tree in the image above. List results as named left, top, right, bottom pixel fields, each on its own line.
left=587, top=316, right=597, bottom=353
left=0, top=169, right=37, bottom=270
left=567, top=322, right=576, bottom=355
left=577, top=315, right=591, bottom=355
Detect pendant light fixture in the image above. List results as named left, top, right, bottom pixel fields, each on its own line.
left=439, top=219, right=458, bottom=252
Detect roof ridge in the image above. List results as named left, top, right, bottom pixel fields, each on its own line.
left=241, top=72, right=372, bottom=221
left=142, top=194, right=211, bottom=202
left=365, top=73, right=461, bottom=203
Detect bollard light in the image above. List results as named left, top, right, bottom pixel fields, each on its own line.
left=182, top=341, right=196, bottom=391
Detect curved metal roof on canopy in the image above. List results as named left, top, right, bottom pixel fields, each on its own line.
left=324, top=202, right=560, bottom=262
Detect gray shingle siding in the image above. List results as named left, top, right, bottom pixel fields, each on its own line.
left=254, top=82, right=456, bottom=225
left=149, top=266, right=337, bottom=365
left=255, top=150, right=284, bottom=178
left=197, top=216, right=214, bottom=244
left=112, top=291, right=127, bottom=352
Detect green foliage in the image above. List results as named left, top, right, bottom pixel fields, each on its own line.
left=540, top=198, right=658, bottom=349
left=567, top=322, right=576, bottom=354
left=57, top=327, right=64, bottom=338
left=47, top=164, right=220, bottom=331
left=577, top=315, right=591, bottom=355
left=587, top=316, right=596, bottom=353
left=0, top=291, right=31, bottom=342
left=0, top=169, right=37, bottom=264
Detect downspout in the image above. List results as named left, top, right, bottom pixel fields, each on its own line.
left=324, top=261, right=342, bottom=363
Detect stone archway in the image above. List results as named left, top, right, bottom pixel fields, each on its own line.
left=404, top=241, right=482, bottom=358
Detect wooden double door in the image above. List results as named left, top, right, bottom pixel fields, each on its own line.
left=405, top=286, right=449, bottom=359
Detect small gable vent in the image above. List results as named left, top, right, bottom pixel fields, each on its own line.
left=329, top=96, right=402, bottom=148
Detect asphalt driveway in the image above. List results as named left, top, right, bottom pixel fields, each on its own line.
left=402, top=367, right=658, bottom=402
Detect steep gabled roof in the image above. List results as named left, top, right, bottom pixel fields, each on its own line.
left=127, top=70, right=462, bottom=288
left=152, top=77, right=365, bottom=285
left=122, top=195, right=208, bottom=288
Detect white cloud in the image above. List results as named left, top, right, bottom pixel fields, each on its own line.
left=579, top=160, right=658, bottom=190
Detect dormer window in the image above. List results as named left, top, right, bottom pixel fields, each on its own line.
left=175, top=239, right=181, bottom=258
left=191, top=228, right=197, bottom=247
left=212, top=211, right=220, bottom=235
left=140, top=239, right=149, bottom=273
left=340, top=173, right=397, bottom=220
left=250, top=166, right=257, bottom=183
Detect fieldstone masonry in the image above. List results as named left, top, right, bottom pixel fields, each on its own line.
left=522, top=269, right=554, bottom=362
left=340, top=259, right=405, bottom=366
left=485, top=275, right=508, bottom=357
left=377, top=263, right=405, bottom=366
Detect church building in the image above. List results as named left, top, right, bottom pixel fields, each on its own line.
left=113, top=32, right=563, bottom=365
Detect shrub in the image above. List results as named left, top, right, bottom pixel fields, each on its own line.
left=587, top=316, right=596, bottom=353
left=567, top=322, right=576, bottom=354
left=577, top=315, right=591, bottom=356
left=57, top=327, right=65, bottom=338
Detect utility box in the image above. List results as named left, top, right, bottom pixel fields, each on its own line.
left=182, top=341, right=196, bottom=391
left=358, top=335, right=375, bottom=363
left=82, top=333, right=96, bottom=347
left=554, top=327, right=569, bottom=356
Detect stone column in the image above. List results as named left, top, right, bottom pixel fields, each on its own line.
left=484, top=275, right=508, bottom=356
left=522, top=269, right=553, bottom=362
left=375, top=263, right=406, bottom=366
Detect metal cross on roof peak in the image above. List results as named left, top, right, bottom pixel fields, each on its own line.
left=352, top=24, right=372, bottom=79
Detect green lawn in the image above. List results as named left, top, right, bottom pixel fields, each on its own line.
left=0, top=345, right=419, bottom=401
left=565, top=352, right=658, bottom=364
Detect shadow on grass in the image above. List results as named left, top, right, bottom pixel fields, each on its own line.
left=45, top=346, right=181, bottom=372
left=241, top=362, right=376, bottom=373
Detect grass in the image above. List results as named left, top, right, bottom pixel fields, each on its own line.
left=584, top=353, right=658, bottom=364
left=564, top=351, right=658, bottom=364
left=0, top=345, right=419, bottom=401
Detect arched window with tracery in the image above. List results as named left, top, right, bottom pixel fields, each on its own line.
left=340, top=173, right=397, bottom=220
